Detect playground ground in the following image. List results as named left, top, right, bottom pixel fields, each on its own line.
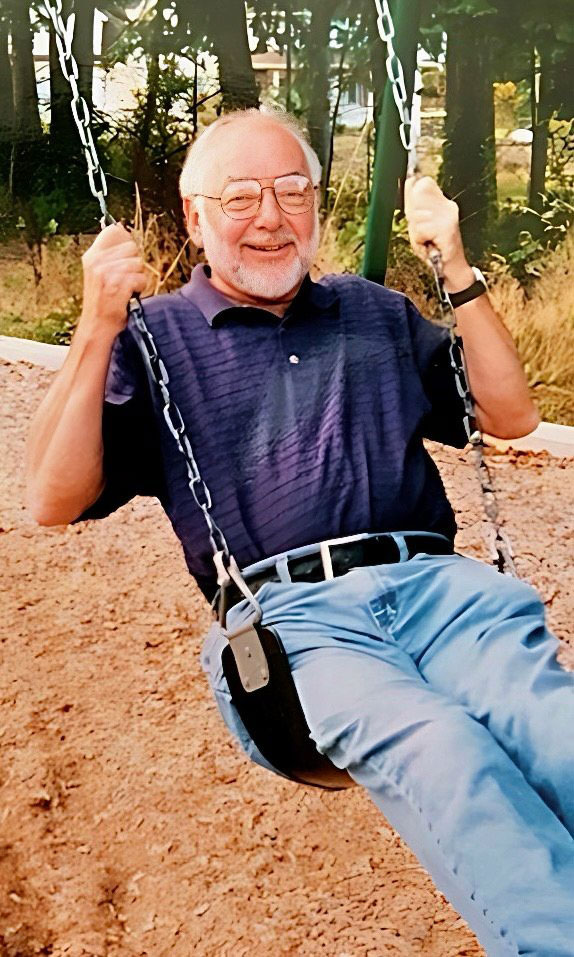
left=2, top=356, right=573, bottom=957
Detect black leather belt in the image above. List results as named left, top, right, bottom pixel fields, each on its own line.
left=218, top=533, right=453, bottom=621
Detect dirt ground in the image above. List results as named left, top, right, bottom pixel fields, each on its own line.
left=2, top=357, right=573, bottom=957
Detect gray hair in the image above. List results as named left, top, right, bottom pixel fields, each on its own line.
left=179, top=105, right=322, bottom=199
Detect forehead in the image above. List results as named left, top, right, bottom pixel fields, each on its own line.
left=204, top=118, right=310, bottom=190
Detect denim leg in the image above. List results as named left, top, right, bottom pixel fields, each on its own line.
left=201, top=570, right=574, bottom=955
left=377, top=555, right=574, bottom=835
left=290, top=643, right=574, bottom=957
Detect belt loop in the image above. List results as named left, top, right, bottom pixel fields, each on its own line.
left=320, top=541, right=334, bottom=580
left=276, top=556, right=292, bottom=584
left=391, top=534, right=409, bottom=562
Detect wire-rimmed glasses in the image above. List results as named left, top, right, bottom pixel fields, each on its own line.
left=192, top=174, right=319, bottom=220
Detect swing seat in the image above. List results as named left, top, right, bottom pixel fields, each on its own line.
left=218, top=532, right=454, bottom=790
left=222, top=622, right=354, bottom=789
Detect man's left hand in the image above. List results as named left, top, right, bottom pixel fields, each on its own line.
left=404, top=177, right=474, bottom=291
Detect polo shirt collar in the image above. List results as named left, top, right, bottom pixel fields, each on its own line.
left=180, top=263, right=338, bottom=327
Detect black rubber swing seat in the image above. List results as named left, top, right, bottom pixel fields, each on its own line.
left=222, top=622, right=354, bottom=790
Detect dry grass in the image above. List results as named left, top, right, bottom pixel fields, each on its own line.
left=0, top=190, right=199, bottom=342
left=131, top=185, right=199, bottom=297
left=1, top=206, right=572, bottom=426
left=488, top=230, right=574, bottom=425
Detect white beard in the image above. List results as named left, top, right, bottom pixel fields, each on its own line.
left=199, top=214, right=320, bottom=301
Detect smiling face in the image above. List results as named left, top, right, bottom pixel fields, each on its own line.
left=182, top=116, right=320, bottom=310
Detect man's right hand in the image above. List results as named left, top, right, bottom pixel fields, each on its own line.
left=79, top=223, right=148, bottom=334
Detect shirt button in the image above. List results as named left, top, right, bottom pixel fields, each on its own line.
left=289, top=354, right=300, bottom=364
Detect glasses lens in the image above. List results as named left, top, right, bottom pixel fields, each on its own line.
left=275, top=175, right=314, bottom=213
left=220, top=180, right=261, bottom=219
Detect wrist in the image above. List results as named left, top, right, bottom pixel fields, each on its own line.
left=73, top=317, right=120, bottom=352
left=443, top=262, right=475, bottom=292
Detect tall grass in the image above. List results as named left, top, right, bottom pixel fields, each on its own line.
left=1, top=209, right=572, bottom=426
left=488, top=229, right=574, bottom=425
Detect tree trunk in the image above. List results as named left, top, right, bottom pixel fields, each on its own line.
left=210, top=0, right=259, bottom=112
left=74, top=0, right=95, bottom=111
left=10, top=1, right=42, bottom=144
left=441, top=16, right=497, bottom=260
left=0, top=14, right=14, bottom=181
left=528, top=44, right=552, bottom=213
left=49, top=0, right=76, bottom=147
left=324, top=39, right=349, bottom=204
left=285, top=2, right=292, bottom=112
left=362, top=0, right=422, bottom=283
left=306, top=1, right=332, bottom=184
left=132, top=0, right=167, bottom=199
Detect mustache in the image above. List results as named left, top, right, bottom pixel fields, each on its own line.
left=241, top=235, right=296, bottom=246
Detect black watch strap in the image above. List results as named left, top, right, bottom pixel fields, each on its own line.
left=445, top=267, right=487, bottom=309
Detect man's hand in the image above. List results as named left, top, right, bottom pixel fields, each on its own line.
left=404, top=177, right=474, bottom=292
left=80, top=223, right=148, bottom=335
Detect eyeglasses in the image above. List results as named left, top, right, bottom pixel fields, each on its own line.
left=192, top=175, right=319, bottom=220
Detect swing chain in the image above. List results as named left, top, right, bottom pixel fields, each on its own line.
left=41, top=0, right=112, bottom=224
left=41, top=1, right=233, bottom=580
left=128, top=296, right=232, bottom=567
left=427, top=254, right=518, bottom=577
left=373, top=0, right=415, bottom=155
left=376, top=0, right=517, bottom=578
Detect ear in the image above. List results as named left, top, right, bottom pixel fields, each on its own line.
left=182, top=196, right=202, bottom=247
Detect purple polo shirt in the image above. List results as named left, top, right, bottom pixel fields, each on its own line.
left=76, top=265, right=468, bottom=600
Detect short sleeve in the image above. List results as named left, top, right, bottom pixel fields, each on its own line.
left=405, top=298, right=470, bottom=448
left=72, top=328, right=165, bottom=523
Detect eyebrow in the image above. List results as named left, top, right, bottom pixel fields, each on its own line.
left=222, top=171, right=307, bottom=184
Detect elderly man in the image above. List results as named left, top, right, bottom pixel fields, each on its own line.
left=26, top=108, right=574, bottom=956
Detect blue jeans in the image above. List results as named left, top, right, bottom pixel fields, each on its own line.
left=201, top=544, right=574, bottom=956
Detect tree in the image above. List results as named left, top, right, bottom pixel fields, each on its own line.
left=9, top=1, right=42, bottom=145
left=441, top=14, right=497, bottom=259
left=0, top=7, right=15, bottom=182
left=206, top=0, right=259, bottom=111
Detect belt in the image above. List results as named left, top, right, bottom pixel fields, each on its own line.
left=217, top=533, right=453, bottom=621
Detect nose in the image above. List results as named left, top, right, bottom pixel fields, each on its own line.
left=251, top=185, right=284, bottom=230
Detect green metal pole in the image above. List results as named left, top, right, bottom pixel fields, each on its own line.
left=362, top=0, right=422, bottom=284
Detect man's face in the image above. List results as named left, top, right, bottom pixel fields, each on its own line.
left=183, top=118, right=320, bottom=306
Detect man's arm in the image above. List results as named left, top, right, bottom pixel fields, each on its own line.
left=404, top=177, right=539, bottom=440
left=25, top=224, right=148, bottom=525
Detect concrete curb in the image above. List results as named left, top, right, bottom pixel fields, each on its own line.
left=2, top=334, right=573, bottom=458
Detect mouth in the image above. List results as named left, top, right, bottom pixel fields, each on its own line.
left=243, top=242, right=294, bottom=254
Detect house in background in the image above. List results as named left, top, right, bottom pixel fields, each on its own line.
left=32, top=9, right=375, bottom=129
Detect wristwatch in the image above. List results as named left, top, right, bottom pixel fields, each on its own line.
left=444, top=267, right=488, bottom=309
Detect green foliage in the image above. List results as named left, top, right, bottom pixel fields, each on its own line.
left=493, top=193, right=574, bottom=282
left=326, top=169, right=369, bottom=271
left=0, top=309, right=75, bottom=345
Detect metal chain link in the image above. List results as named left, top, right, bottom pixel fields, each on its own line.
left=42, top=0, right=113, bottom=224
left=129, top=297, right=232, bottom=564
left=47, top=0, right=517, bottom=579
left=373, top=0, right=416, bottom=159
left=374, top=0, right=517, bottom=577
left=42, top=0, right=233, bottom=579
left=427, top=250, right=518, bottom=577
